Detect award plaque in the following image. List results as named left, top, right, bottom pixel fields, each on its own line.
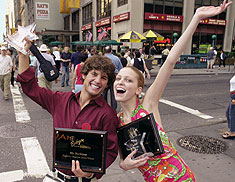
left=53, top=128, right=107, bottom=174
left=117, top=113, right=164, bottom=160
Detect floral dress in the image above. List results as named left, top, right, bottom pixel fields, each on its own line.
left=119, top=101, right=196, bottom=182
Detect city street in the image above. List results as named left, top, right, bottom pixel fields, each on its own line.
left=0, top=69, right=235, bottom=182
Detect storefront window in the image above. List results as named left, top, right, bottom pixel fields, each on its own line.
left=118, top=0, right=128, bottom=7
left=82, top=3, right=92, bottom=25
left=72, top=10, right=79, bottom=30
left=97, top=0, right=112, bottom=20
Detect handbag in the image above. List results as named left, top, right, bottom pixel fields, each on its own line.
left=29, top=43, right=59, bottom=82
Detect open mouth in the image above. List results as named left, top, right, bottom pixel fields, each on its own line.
left=116, top=87, right=126, bottom=94
left=91, top=83, right=100, bottom=89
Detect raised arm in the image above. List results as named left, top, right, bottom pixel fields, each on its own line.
left=144, top=0, right=232, bottom=110
left=18, top=39, right=32, bottom=74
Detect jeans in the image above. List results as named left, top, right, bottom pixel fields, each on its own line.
left=62, top=65, right=69, bottom=86
left=226, top=94, right=235, bottom=132
left=103, top=83, right=117, bottom=110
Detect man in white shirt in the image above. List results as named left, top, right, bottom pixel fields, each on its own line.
left=32, top=44, right=56, bottom=90
left=0, top=46, right=13, bottom=100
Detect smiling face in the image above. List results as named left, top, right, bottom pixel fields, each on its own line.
left=82, top=69, right=108, bottom=98
left=114, top=67, right=143, bottom=102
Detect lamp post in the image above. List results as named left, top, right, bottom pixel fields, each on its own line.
left=173, top=32, right=178, bottom=44
left=211, top=34, right=216, bottom=47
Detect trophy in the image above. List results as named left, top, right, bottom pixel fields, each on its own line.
left=117, top=113, right=164, bottom=160
left=4, top=23, right=38, bottom=55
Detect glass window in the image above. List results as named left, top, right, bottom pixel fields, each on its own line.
left=145, top=0, right=183, bottom=15
left=97, top=0, right=112, bottom=20
left=82, top=3, right=92, bottom=25
left=72, top=10, right=79, bottom=30
left=64, top=15, right=70, bottom=30
left=118, top=0, right=128, bottom=7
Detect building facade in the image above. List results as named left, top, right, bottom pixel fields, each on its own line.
left=12, top=0, right=235, bottom=53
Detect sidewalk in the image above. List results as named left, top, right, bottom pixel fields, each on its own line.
left=150, top=64, right=234, bottom=76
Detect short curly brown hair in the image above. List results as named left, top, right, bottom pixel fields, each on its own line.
left=80, top=55, right=115, bottom=86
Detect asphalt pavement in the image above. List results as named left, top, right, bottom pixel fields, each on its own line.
left=102, top=65, right=235, bottom=182
left=1, top=65, right=235, bottom=182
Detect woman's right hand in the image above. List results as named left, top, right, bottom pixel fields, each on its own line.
left=119, top=150, right=149, bottom=170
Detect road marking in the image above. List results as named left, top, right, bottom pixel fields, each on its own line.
left=21, top=137, right=50, bottom=178
left=10, top=84, right=31, bottom=123
left=159, top=99, right=214, bottom=119
left=0, top=170, right=24, bottom=181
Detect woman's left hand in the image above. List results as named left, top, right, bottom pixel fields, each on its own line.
left=195, top=0, right=232, bottom=20
left=71, top=160, right=94, bottom=178
left=119, top=150, right=149, bottom=170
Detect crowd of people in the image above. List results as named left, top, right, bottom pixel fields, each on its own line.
left=0, top=1, right=233, bottom=182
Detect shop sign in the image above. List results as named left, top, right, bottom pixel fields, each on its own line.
left=81, top=24, right=92, bottom=31
left=200, top=18, right=226, bottom=26
left=154, top=38, right=171, bottom=44
left=36, top=2, right=50, bottom=20
left=113, top=12, right=130, bottom=23
left=95, top=17, right=111, bottom=27
left=145, top=13, right=183, bottom=22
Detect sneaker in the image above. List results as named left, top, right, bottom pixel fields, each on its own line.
left=61, top=85, right=64, bottom=87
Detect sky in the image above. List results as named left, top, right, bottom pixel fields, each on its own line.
left=0, top=0, right=6, bottom=44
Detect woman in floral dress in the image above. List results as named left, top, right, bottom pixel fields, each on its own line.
left=113, top=1, right=232, bottom=181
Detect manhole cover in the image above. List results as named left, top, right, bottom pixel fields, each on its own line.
left=0, top=124, right=35, bottom=138
left=177, top=135, right=227, bottom=154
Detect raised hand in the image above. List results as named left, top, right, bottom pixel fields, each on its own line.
left=195, top=0, right=232, bottom=20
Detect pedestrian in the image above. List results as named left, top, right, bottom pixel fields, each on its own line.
left=103, top=46, right=123, bottom=110
left=124, top=49, right=131, bottom=66
left=17, top=39, right=119, bottom=181
left=61, top=46, right=72, bottom=87
left=161, top=47, right=170, bottom=66
left=218, top=49, right=227, bottom=69
left=207, top=47, right=215, bottom=72
left=120, top=52, right=127, bottom=67
left=7, top=49, right=16, bottom=87
left=71, top=45, right=82, bottom=70
left=130, top=51, right=150, bottom=80
left=52, top=47, right=61, bottom=73
left=71, top=53, right=88, bottom=93
left=222, top=75, right=235, bottom=139
left=113, top=1, right=231, bottom=181
left=32, top=44, right=56, bottom=90
left=0, top=46, right=13, bottom=100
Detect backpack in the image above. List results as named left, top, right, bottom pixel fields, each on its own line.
left=29, top=43, right=59, bottom=82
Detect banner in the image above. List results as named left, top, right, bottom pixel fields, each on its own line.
left=68, top=0, right=80, bottom=8
left=60, top=0, right=70, bottom=14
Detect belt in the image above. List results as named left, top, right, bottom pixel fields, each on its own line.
left=55, top=169, right=91, bottom=182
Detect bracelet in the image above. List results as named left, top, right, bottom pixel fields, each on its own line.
left=85, top=173, right=94, bottom=179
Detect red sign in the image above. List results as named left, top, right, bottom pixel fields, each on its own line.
left=154, top=38, right=171, bottom=44
left=95, top=17, right=111, bottom=27
left=81, top=24, right=92, bottom=31
left=113, top=12, right=130, bottom=23
left=200, top=18, right=226, bottom=26
left=145, top=13, right=183, bottom=22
